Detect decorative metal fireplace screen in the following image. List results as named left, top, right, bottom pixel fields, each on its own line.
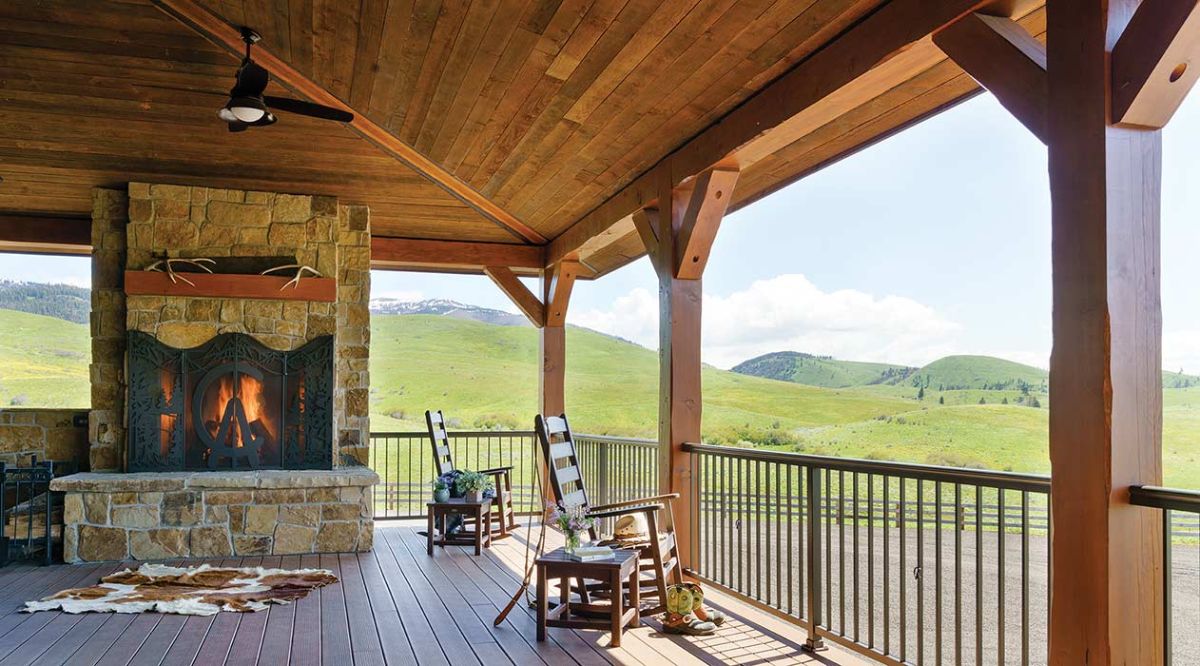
left=127, top=331, right=333, bottom=472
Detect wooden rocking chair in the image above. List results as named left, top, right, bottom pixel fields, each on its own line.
left=425, top=410, right=517, bottom=538
left=535, top=413, right=683, bottom=616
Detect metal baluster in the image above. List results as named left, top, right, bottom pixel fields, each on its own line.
left=998, top=488, right=1005, bottom=666
left=936, top=480, right=943, bottom=666
left=868, top=473, right=875, bottom=649
left=956, top=484, right=963, bottom=666
left=839, top=469, right=846, bottom=634
left=918, top=478, right=924, bottom=666
left=884, top=475, right=891, bottom=655
left=976, top=485, right=983, bottom=666
left=901, top=477, right=907, bottom=663
left=757, top=460, right=764, bottom=601
left=1021, top=491, right=1029, bottom=666
left=853, top=471, right=860, bottom=643
left=826, top=468, right=832, bottom=628
left=804, top=464, right=824, bottom=651
left=789, top=463, right=796, bottom=618
left=776, top=462, right=783, bottom=609
left=1164, top=507, right=1173, bottom=666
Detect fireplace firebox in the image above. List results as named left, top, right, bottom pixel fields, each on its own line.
left=126, top=331, right=334, bottom=472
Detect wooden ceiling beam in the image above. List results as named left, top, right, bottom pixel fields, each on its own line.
left=0, top=213, right=91, bottom=255
left=674, top=168, right=739, bottom=280
left=151, top=0, right=546, bottom=244
left=1111, top=0, right=1200, bottom=128
left=546, top=0, right=1001, bottom=267
left=934, top=13, right=1048, bottom=143
left=484, top=266, right=545, bottom=327
left=370, top=237, right=545, bottom=275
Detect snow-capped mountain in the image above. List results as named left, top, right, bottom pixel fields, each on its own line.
left=368, top=298, right=528, bottom=326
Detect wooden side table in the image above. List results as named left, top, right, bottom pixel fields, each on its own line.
left=426, top=497, right=492, bottom=556
left=536, top=547, right=640, bottom=648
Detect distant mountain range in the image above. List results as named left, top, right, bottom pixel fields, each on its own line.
left=734, top=350, right=1199, bottom=390
left=369, top=298, right=528, bottom=326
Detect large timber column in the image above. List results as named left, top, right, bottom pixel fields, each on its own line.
left=936, top=1, right=1200, bottom=659
left=638, top=167, right=738, bottom=570
left=1046, top=2, right=1169, bottom=660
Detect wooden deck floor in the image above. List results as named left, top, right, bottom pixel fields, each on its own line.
left=0, top=523, right=868, bottom=666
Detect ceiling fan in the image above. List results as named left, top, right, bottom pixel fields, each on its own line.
left=218, top=27, right=353, bottom=132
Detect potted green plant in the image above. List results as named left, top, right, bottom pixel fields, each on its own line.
left=431, top=478, right=450, bottom=503
left=455, top=470, right=493, bottom=503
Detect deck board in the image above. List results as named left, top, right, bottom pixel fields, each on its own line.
left=0, top=524, right=869, bottom=665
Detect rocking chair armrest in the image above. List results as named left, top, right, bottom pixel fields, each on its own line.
left=585, top=503, right=665, bottom=520
left=477, top=466, right=513, bottom=476
left=588, top=493, right=679, bottom=512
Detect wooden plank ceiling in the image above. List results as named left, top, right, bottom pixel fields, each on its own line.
left=1, top=0, right=1046, bottom=275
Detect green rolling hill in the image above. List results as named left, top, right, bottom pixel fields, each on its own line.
left=901, top=355, right=1048, bottom=391
left=2, top=304, right=1199, bottom=487
left=732, top=351, right=914, bottom=388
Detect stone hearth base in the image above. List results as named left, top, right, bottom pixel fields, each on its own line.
left=52, top=469, right=378, bottom=562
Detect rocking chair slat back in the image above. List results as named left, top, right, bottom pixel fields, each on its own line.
left=425, top=410, right=454, bottom=477
left=534, top=413, right=590, bottom=512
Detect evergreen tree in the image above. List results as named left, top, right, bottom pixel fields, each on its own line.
left=978, top=397, right=986, bottom=405
left=938, top=396, right=945, bottom=405
left=917, top=386, right=925, bottom=400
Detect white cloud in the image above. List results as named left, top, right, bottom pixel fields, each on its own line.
left=572, top=274, right=963, bottom=369
left=572, top=287, right=659, bottom=347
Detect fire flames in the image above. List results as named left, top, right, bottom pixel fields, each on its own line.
left=203, top=374, right=275, bottom=448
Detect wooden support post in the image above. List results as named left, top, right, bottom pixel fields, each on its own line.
left=1046, top=1, right=1164, bottom=663
left=538, top=263, right=574, bottom=417
left=639, top=168, right=737, bottom=571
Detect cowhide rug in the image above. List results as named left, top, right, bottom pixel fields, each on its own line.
left=23, top=563, right=338, bottom=615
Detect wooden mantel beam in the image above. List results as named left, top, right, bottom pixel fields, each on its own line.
left=152, top=0, right=546, bottom=244
left=0, top=214, right=91, bottom=255
left=1111, top=0, right=1200, bottom=128
left=934, top=13, right=1048, bottom=143
left=547, top=0, right=1002, bottom=266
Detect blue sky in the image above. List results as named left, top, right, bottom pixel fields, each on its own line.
left=4, top=91, right=1198, bottom=371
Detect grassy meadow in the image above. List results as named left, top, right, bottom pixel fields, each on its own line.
left=3, top=307, right=1199, bottom=488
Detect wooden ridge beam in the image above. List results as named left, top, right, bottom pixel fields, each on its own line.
left=934, top=13, right=1048, bottom=143
left=1111, top=0, right=1200, bottom=128
left=0, top=213, right=91, bottom=255
left=370, top=237, right=544, bottom=275
left=152, top=0, right=547, bottom=244
left=674, top=168, right=739, bottom=279
left=547, top=0, right=999, bottom=266
left=484, top=266, right=544, bottom=327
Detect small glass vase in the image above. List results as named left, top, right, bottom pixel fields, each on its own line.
left=564, top=532, right=581, bottom=555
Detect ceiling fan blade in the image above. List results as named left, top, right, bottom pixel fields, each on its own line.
left=263, top=96, right=354, bottom=123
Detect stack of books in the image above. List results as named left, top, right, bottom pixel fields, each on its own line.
left=568, top=545, right=615, bottom=562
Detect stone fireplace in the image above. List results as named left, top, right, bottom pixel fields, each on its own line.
left=53, top=183, right=377, bottom=562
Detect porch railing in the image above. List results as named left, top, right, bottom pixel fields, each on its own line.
left=368, top=431, right=1197, bottom=666
left=367, top=431, right=657, bottom=521
left=685, top=442, right=1052, bottom=666
left=369, top=430, right=540, bottom=518
left=1130, top=485, right=1200, bottom=666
